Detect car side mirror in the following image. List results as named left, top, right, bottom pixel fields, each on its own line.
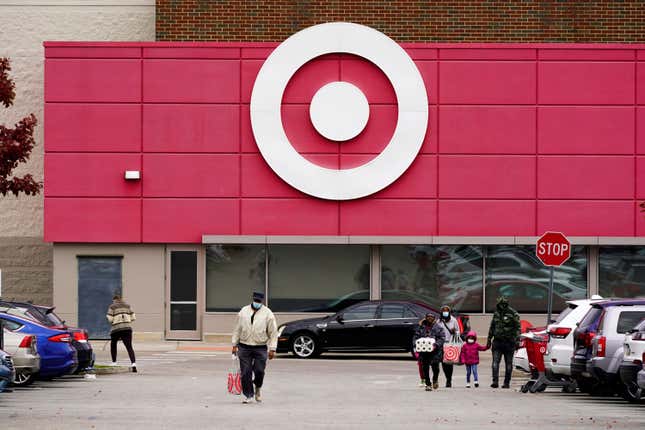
left=335, top=315, right=344, bottom=324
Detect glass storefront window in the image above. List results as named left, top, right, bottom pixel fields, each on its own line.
left=205, top=245, right=266, bottom=312
left=485, top=245, right=587, bottom=313
left=599, top=246, right=645, bottom=298
left=268, top=245, right=370, bottom=312
left=380, top=245, right=483, bottom=313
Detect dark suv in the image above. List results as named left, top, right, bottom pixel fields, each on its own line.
left=571, top=299, right=645, bottom=394
left=0, top=301, right=94, bottom=372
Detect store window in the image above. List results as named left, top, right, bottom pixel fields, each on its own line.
left=205, top=245, right=266, bottom=312
left=268, top=245, right=370, bottom=312
left=485, top=246, right=587, bottom=313
left=380, top=245, right=483, bottom=313
left=599, top=247, right=645, bottom=299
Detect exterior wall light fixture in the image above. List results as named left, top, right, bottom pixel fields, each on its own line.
left=124, top=170, right=141, bottom=180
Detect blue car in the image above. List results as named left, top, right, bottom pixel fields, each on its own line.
left=0, top=349, right=14, bottom=392
left=0, top=313, right=77, bottom=379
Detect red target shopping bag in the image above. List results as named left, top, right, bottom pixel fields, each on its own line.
left=442, top=336, right=463, bottom=365
left=227, top=355, right=242, bottom=395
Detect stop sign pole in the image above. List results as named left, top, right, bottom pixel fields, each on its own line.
left=536, top=232, right=571, bottom=325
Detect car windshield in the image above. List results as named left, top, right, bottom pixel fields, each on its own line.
left=578, top=306, right=603, bottom=331
left=554, top=304, right=576, bottom=324
left=635, top=319, right=645, bottom=332
left=617, top=311, right=645, bottom=334
left=40, top=309, right=64, bottom=326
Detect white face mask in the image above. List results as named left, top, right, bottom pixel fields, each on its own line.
left=467, top=339, right=475, bottom=344
left=251, top=302, right=262, bottom=310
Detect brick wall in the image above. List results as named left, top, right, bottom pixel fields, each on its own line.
left=156, top=0, right=645, bottom=42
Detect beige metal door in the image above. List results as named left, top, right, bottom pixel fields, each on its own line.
left=165, top=245, right=203, bottom=340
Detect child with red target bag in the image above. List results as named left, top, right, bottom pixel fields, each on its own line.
left=459, top=330, right=489, bottom=388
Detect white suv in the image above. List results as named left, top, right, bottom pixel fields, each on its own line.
left=619, top=318, right=645, bottom=403
left=544, top=296, right=603, bottom=377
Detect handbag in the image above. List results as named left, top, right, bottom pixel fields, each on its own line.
left=227, top=354, right=242, bottom=395
left=443, top=334, right=463, bottom=364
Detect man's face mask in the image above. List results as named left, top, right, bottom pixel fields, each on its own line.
left=441, top=311, right=449, bottom=318
left=251, top=301, right=262, bottom=310
left=467, top=339, right=475, bottom=344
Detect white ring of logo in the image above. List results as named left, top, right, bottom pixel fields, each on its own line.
left=250, top=22, right=428, bottom=200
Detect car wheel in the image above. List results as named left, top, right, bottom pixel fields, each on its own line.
left=621, top=381, right=644, bottom=404
left=291, top=333, right=318, bottom=359
left=12, top=370, right=36, bottom=387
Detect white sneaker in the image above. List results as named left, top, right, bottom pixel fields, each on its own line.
left=241, top=396, right=251, bottom=404
left=419, top=379, right=426, bottom=387
left=110, top=362, right=118, bottom=367
left=466, top=383, right=471, bottom=388
left=255, top=387, right=262, bottom=402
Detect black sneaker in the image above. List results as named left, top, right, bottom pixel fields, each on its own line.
left=131, top=366, right=137, bottom=373
left=446, top=381, right=452, bottom=388
left=502, top=383, right=510, bottom=389
left=490, top=383, right=499, bottom=388
left=474, top=382, right=479, bottom=388
left=425, top=385, right=432, bottom=392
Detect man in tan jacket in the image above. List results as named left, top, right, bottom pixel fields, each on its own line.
left=232, top=291, right=278, bottom=403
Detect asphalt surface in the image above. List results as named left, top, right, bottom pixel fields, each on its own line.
left=1, top=342, right=643, bottom=430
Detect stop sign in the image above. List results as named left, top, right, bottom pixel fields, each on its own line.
left=536, top=231, right=571, bottom=266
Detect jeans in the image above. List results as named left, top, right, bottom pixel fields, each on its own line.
left=418, top=352, right=440, bottom=386
left=237, top=344, right=268, bottom=398
left=466, top=364, right=479, bottom=382
left=491, top=339, right=515, bottom=385
left=110, top=329, right=136, bottom=364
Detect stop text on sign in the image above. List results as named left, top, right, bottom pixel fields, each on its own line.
left=535, top=231, right=571, bottom=267
left=537, top=242, right=569, bottom=257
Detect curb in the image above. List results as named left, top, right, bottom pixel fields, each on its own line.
left=91, top=366, right=130, bottom=375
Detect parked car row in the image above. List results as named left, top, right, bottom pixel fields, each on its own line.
left=0, top=300, right=94, bottom=392
left=516, top=297, right=645, bottom=404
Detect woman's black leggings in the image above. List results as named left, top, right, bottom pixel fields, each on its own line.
left=442, top=362, right=454, bottom=383
left=110, top=329, right=136, bottom=364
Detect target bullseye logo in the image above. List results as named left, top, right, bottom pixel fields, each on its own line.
left=250, top=22, right=428, bottom=200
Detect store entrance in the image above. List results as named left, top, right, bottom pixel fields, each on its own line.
left=165, top=246, right=203, bottom=340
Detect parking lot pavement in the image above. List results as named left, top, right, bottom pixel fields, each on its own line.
left=2, top=347, right=643, bottom=430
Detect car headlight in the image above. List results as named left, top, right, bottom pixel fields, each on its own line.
left=316, top=323, right=328, bottom=329
left=277, top=325, right=286, bottom=337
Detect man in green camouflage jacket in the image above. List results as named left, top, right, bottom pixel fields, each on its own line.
left=486, top=296, right=520, bottom=388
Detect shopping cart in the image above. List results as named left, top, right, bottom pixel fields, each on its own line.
left=520, top=331, right=576, bottom=393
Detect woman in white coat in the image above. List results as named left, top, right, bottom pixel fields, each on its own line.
left=438, top=305, right=461, bottom=387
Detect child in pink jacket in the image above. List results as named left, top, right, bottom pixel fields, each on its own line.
left=460, top=330, right=489, bottom=387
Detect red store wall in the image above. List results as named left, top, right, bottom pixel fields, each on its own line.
left=43, top=42, right=645, bottom=243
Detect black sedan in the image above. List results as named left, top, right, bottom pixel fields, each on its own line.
left=276, top=300, right=442, bottom=358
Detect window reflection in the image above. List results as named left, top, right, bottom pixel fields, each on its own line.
left=381, top=245, right=483, bottom=313
left=485, top=246, right=587, bottom=313
left=268, top=245, right=370, bottom=312
left=599, top=247, right=645, bottom=299
left=205, top=245, right=266, bottom=312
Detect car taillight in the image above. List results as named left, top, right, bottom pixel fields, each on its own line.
left=48, top=334, right=71, bottom=343
left=18, top=336, right=33, bottom=348
left=632, top=332, right=645, bottom=341
left=73, top=331, right=88, bottom=342
left=595, top=336, right=606, bottom=357
left=583, top=331, right=596, bottom=348
left=548, top=327, right=572, bottom=339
